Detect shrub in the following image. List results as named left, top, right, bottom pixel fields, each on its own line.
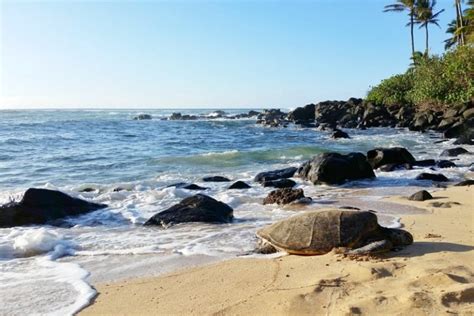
left=366, top=73, right=414, bottom=106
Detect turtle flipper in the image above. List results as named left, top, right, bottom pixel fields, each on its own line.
left=254, top=239, right=278, bottom=254
left=347, top=239, right=393, bottom=255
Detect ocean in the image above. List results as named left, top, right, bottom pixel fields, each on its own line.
left=0, top=109, right=472, bottom=315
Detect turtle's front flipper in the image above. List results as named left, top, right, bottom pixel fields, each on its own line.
left=347, top=239, right=393, bottom=255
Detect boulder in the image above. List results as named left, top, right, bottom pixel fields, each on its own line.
left=415, top=173, right=449, bottom=182
left=133, top=114, right=152, bottom=120
left=454, top=179, right=474, bottom=186
left=168, top=183, right=208, bottom=190
left=0, top=188, right=107, bottom=228
left=202, top=176, right=231, bottom=182
left=288, top=104, right=316, bottom=122
left=228, top=181, right=251, bottom=189
left=453, top=135, right=474, bottom=145
left=412, top=159, right=436, bottom=167
left=263, top=188, right=307, bottom=205
left=367, top=147, right=416, bottom=169
left=379, top=163, right=412, bottom=172
left=331, top=129, right=350, bottom=139
left=437, top=160, right=456, bottom=168
left=298, top=152, right=375, bottom=185
left=440, top=147, right=469, bottom=157
left=408, top=190, right=433, bottom=201
left=262, top=178, right=296, bottom=188
left=144, top=194, right=233, bottom=227
left=254, top=167, right=297, bottom=183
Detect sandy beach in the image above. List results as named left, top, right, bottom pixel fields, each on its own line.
left=81, top=185, right=474, bottom=315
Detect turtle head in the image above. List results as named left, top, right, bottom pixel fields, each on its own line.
left=386, top=228, right=413, bottom=246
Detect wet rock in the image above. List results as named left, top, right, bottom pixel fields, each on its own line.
left=228, top=181, right=251, bottom=189
left=379, top=163, right=412, bottom=172
left=440, top=147, right=469, bottom=157
left=366, top=147, right=416, bottom=169
left=288, top=103, right=316, bottom=122
left=202, top=176, right=231, bottom=182
left=408, top=190, right=433, bottom=201
left=454, top=179, right=474, bottom=186
left=412, top=159, right=436, bottom=167
left=415, top=173, right=449, bottom=182
left=80, top=187, right=96, bottom=193
left=262, top=178, right=296, bottom=188
left=0, top=188, right=107, bottom=228
left=437, top=160, right=456, bottom=168
left=113, top=187, right=125, bottom=192
left=331, top=129, right=350, bottom=139
left=133, top=114, right=152, bottom=120
left=298, top=152, right=375, bottom=185
left=144, top=194, right=233, bottom=227
left=263, top=188, right=307, bottom=205
left=168, top=183, right=208, bottom=190
left=453, top=135, right=474, bottom=145
left=254, top=167, right=298, bottom=183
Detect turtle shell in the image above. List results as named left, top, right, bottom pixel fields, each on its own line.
left=256, top=209, right=380, bottom=255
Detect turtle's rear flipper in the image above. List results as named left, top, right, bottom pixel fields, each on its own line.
left=347, top=239, right=393, bottom=255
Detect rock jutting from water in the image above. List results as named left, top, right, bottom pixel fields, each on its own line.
left=254, top=167, right=298, bottom=183
left=144, top=194, right=233, bottom=227
left=0, top=188, right=107, bottom=228
left=298, top=152, right=375, bottom=185
left=263, top=188, right=308, bottom=205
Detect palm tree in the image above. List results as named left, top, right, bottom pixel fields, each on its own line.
left=416, top=0, right=445, bottom=54
left=455, top=0, right=465, bottom=45
left=445, top=19, right=461, bottom=49
left=384, top=0, right=417, bottom=58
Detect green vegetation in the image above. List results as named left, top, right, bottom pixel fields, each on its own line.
left=367, top=46, right=474, bottom=106
left=369, top=1, right=474, bottom=108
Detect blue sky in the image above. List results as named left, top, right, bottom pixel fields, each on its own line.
left=0, top=0, right=456, bottom=109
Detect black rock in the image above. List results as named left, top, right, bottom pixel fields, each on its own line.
left=454, top=179, right=474, bottom=186
left=453, top=135, right=474, bottom=145
left=228, top=181, right=251, bottom=189
left=331, top=129, right=350, bottom=139
left=288, top=103, right=316, bottom=122
left=263, top=188, right=308, bottom=205
left=254, top=167, right=298, bottom=183
left=366, top=147, right=416, bottom=169
left=298, top=152, right=375, bottom=185
left=144, top=194, right=233, bottom=227
left=80, top=187, right=96, bottom=193
left=379, top=163, right=412, bottom=172
left=0, top=188, right=107, bottom=228
left=133, top=114, right=152, bottom=120
left=202, top=176, right=231, bottom=182
left=440, top=147, right=469, bottom=157
left=412, top=159, right=436, bottom=167
left=437, top=160, right=456, bottom=168
left=415, top=173, right=449, bottom=182
left=262, top=178, right=296, bottom=188
left=408, top=190, right=433, bottom=201
left=168, top=183, right=208, bottom=190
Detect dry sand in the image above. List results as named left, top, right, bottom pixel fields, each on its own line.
left=81, top=186, right=474, bottom=315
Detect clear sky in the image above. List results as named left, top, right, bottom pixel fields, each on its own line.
left=0, top=0, right=456, bottom=109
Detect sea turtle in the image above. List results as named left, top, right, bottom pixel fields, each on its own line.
left=255, top=210, right=413, bottom=255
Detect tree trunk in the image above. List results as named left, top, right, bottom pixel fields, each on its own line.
left=425, top=24, right=429, bottom=55
left=456, top=0, right=465, bottom=45
left=410, top=10, right=415, bottom=57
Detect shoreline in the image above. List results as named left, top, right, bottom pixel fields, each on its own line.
left=80, top=185, right=474, bottom=315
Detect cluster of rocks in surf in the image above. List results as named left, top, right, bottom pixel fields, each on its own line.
left=1, top=146, right=471, bottom=228
left=256, top=98, right=474, bottom=143
left=134, top=110, right=262, bottom=121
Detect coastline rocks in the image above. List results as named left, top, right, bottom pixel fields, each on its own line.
left=298, top=152, right=375, bottom=185
left=331, top=129, right=350, bottom=139
left=454, top=179, right=474, bottom=186
left=288, top=103, right=316, bottom=122
left=379, top=163, right=412, bottom=172
left=263, top=188, right=307, bottom=205
left=133, top=114, right=152, bottom=120
left=202, top=176, right=231, bottom=182
left=366, top=147, right=416, bottom=169
left=262, top=179, right=296, bottom=188
left=437, top=160, right=456, bottom=168
left=169, top=112, right=198, bottom=121
left=254, top=167, right=297, bottom=183
left=440, top=147, right=469, bottom=157
left=144, top=194, right=233, bottom=227
left=408, top=190, right=433, bottom=201
left=256, top=109, right=288, bottom=127
left=168, top=183, right=208, bottom=190
left=0, top=188, right=107, bottom=228
left=412, top=159, right=436, bottom=167
left=416, top=173, right=449, bottom=182
left=228, top=181, right=251, bottom=189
